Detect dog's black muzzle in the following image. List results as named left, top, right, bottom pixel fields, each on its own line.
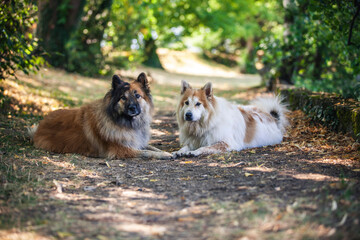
left=127, top=104, right=141, bottom=117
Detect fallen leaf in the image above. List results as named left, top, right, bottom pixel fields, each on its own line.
left=245, top=172, right=253, bottom=177
left=177, top=217, right=196, bottom=222
left=150, top=179, right=158, bottom=182
left=275, top=213, right=283, bottom=220
left=57, top=232, right=73, bottom=238
left=179, top=176, right=191, bottom=181
left=327, top=228, right=336, bottom=237
left=292, top=144, right=303, bottom=151
left=286, top=205, right=294, bottom=214
left=352, top=169, right=360, bottom=172
left=97, top=235, right=110, bottom=240
left=183, top=161, right=193, bottom=164
left=97, top=181, right=111, bottom=187
left=336, top=213, right=348, bottom=227
left=53, top=180, right=63, bottom=193
left=329, top=182, right=345, bottom=190
left=105, top=161, right=111, bottom=168
left=331, top=200, right=337, bottom=211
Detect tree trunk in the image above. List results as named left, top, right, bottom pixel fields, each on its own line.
left=278, top=0, right=296, bottom=85
left=142, top=36, right=163, bottom=69
left=36, top=0, right=86, bottom=67
left=313, top=44, right=324, bottom=80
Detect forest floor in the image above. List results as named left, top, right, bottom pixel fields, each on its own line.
left=1, top=52, right=360, bottom=239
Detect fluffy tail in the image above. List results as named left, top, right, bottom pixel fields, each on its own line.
left=27, top=124, right=38, bottom=141
left=250, top=95, right=289, bottom=133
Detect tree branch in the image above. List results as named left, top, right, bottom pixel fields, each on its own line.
left=348, top=1, right=360, bottom=46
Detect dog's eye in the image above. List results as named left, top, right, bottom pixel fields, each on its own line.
left=195, top=102, right=201, bottom=106
left=185, top=101, right=189, bottom=105
left=135, top=93, right=141, bottom=99
left=121, top=96, right=127, bottom=101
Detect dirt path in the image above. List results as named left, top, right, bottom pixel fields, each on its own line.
left=1, top=68, right=360, bottom=239
left=2, top=112, right=360, bottom=239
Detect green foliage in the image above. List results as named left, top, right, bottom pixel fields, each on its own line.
left=107, top=0, right=203, bottom=67
left=183, top=0, right=283, bottom=71
left=258, top=0, right=360, bottom=100
left=65, top=0, right=113, bottom=76
left=106, top=0, right=282, bottom=70
left=0, top=0, right=44, bottom=80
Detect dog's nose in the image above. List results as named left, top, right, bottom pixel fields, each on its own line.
left=128, top=105, right=136, bottom=112
left=128, top=104, right=140, bottom=116
left=185, top=112, right=193, bottom=121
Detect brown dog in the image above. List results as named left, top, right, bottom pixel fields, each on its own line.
left=29, top=73, right=171, bottom=159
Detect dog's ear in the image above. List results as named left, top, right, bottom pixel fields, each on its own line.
left=112, top=75, right=124, bottom=89
left=202, top=82, right=213, bottom=99
left=136, top=72, right=150, bottom=93
left=181, top=80, right=191, bottom=94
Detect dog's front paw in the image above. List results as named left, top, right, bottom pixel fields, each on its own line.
left=172, top=151, right=182, bottom=159
left=172, top=150, right=190, bottom=158
left=172, top=150, right=199, bottom=158
left=186, top=150, right=201, bottom=157
left=155, top=151, right=173, bottom=160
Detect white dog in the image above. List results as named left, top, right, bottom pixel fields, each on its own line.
left=173, top=81, right=289, bottom=157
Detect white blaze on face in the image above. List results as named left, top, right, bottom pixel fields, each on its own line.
left=182, top=96, right=205, bottom=122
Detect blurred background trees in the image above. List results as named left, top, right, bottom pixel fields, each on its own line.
left=258, top=0, right=360, bottom=99
left=1, top=0, right=359, bottom=99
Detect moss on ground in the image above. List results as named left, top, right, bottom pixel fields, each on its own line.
left=281, top=88, right=360, bottom=141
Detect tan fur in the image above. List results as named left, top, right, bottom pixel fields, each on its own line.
left=239, top=107, right=275, bottom=144
left=207, top=141, right=229, bottom=152
left=239, top=108, right=257, bottom=144
left=32, top=74, right=170, bottom=159
left=33, top=97, right=138, bottom=158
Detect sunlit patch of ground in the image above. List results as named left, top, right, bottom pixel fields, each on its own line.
left=1, top=59, right=360, bottom=239
left=118, top=49, right=261, bottom=89
left=157, top=48, right=242, bottom=77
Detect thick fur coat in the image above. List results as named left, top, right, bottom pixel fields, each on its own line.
left=174, top=81, right=289, bottom=157
left=30, top=73, right=171, bottom=159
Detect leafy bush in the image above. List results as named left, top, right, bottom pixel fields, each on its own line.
left=0, top=0, right=44, bottom=80
left=257, top=0, right=360, bottom=100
